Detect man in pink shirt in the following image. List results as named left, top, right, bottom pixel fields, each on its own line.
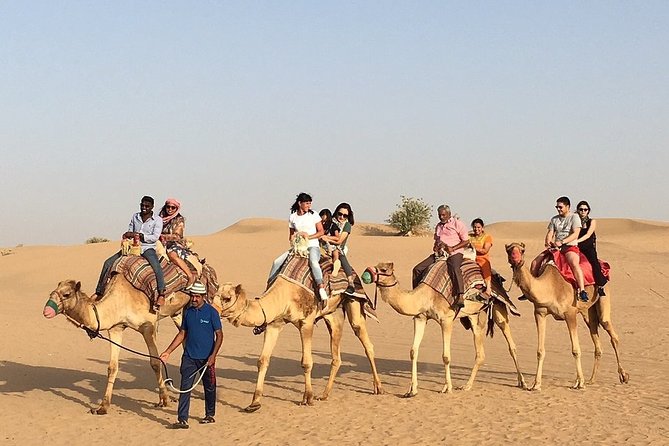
left=412, top=205, right=470, bottom=307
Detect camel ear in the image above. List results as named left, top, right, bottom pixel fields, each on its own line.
left=75, top=281, right=82, bottom=292
left=234, top=284, right=244, bottom=296
left=505, top=244, right=511, bottom=251
left=520, top=242, right=525, bottom=250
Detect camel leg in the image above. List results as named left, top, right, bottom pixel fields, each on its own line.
left=597, top=297, right=630, bottom=384
left=138, top=322, right=169, bottom=408
left=346, top=301, right=384, bottom=395
left=565, top=313, right=585, bottom=389
left=460, top=315, right=485, bottom=391
left=93, top=327, right=124, bottom=415
left=530, top=311, right=547, bottom=391
left=317, top=310, right=345, bottom=401
left=245, top=323, right=282, bottom=412
left=493, top=304, right=526, bottom=389
left=583, top=306, right=603, bottom=385
left=404, top=316, right=427, bottom=398
left=298, top=320, right=316, bottom=406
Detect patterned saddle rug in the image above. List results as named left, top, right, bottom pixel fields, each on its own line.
left=270, top=254, right=378, bottom=320
left=108, top=255, right=219, bottom=307
left=540, top=249, right=610, bottom=288
left=421, top=259, right=487, bottom=306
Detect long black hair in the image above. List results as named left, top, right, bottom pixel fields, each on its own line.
left=290, top=192, right=314, bottom=214
left=334, top=202, right=354, bottom=225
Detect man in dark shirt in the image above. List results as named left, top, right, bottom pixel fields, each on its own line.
left=160, top=282, right=223, bottom=429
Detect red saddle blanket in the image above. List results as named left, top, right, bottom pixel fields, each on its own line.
left=422, top=259, right=486, bottom=306
left=543, top=249, right=610, bottom=288
left=271, top=254, right=378, bottom=320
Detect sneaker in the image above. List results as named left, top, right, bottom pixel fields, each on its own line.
left=318, top=287, right=329, bottom=301
left=578, top=290, right=589, bottom=302
left=200, top=416, right=215, bottom=424
left=598, top=287, right=606, bottom=296
left=170, top=420, right=189, bottom=429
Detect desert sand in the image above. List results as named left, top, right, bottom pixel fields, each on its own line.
left=1, top=218, right=668, bottom=445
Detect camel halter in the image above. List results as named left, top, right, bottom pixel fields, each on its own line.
left=367, top=267, right=398, bottom=310
left=51, top=289, right=211, bottom=395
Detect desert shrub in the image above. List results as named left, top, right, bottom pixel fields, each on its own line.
left=86, top=237, right=110, bottom=244
left=386, top=196, right=433, bottom=236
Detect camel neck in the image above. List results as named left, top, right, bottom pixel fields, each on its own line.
left=379, top=280, right=425, bottom=316
left=66, top=297, right=102, bottom=332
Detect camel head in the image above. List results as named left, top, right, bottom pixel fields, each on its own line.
left=215, top=282, right=246, bottom=326
left=505, top=242, right=526, bottom=268
left=43, top=280, right=87, bottom=319
left=366, top=262, right=396, bottom=286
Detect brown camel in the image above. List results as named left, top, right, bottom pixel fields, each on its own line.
left=217, top=277, right=383, bottom=412
left=505, top=242, right=629, bottom=390
left=368, top=262, right=526, bottom=397
left=43, top=275, right=191, bottom=414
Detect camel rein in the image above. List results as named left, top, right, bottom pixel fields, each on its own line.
left=370, top=267, right=398, bottom=311
left=58, top=292, right=209, bottom=395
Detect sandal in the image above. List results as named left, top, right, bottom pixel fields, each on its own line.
left=199, top=416, right=215, bottom=424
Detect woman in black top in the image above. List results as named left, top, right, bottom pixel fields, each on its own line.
left=575, top=200, right=608, bottom=296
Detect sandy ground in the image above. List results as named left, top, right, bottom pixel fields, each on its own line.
left=1, top=218, right=668, bottom=445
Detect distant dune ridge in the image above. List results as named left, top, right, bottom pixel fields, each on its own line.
left=1, top=218, right=668, bottom=445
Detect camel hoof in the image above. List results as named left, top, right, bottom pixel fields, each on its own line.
left=315, top=395, right=329, bottom=401
left=620, top=372, right=630, bottom=384
left=299, top=400, right=315, bottom=406
left=528, top=384, right=541, bottom=392
left=91, top=407, right=107, bottom=415
left=458, top=385, right=473, bottom=392
left=243, top=403, right=261, bottom=413
left=374, top=387, right=385, bottom=395
left=402, top=391, right=417, bottom=398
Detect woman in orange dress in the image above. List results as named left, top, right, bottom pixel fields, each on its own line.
left=469, top=218, right=493, bottom=292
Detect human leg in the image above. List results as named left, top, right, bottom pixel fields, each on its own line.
left=268, top=251, right=289, bottom=281
left=308, top=247, right=328, bottom=300
left=176, top=356, right=197, bottom=423
left=340, top=254, right=355, bottom=293
left=565, top=250, right=587, bottom=301
left=143, top=248, right=166, bottom=309
left=95, top=251, right=122, bottom=296
left=332, top=249, right=342, bottom=276
left=202, top=362, right=217, bottom=419
left=412, top=254, right=436, bottom=289
left=581, top=246, right=607, bottom=288
left=168, top=250, right=195, bottom=289
left=447, top=253, right=465, bottom=307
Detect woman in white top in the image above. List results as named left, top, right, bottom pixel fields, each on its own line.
left=269, top=193, right=328, bottom=301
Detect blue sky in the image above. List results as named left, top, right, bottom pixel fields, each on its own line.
left=1, top=1, right=667, bottom=246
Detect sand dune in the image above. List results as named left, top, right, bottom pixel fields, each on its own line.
left=1, top=218, right=668, bottom=445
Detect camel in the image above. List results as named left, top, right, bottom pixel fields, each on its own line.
left=43, top=275, right=191, bottom=414
left=217, top=277, right=383, bottom=412
left=367, top=262, right=526, bottom=397
left=505, top=242, right=629, bottom=390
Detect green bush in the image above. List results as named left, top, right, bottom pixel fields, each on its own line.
left=86, top=237, right=110, bottom=244
left=386, top=196, right=433, bottom=236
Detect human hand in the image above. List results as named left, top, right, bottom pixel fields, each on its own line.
left=159, top=352, right=169, bottom=362
left=207, top=355, right=216, bottom=367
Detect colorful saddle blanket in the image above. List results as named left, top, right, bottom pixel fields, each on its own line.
left=271, top=254, right=378, bottom=320
left=421, top=259, right=486, bottom=306
left=543, top=249, right=610, bottom=288
left=109, top=256, right=219, bottom=306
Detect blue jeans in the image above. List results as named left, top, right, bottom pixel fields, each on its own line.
left=95, top=248, right=166, bottom=296
left=268, top=251, right=290, bottom=281
left=308, top=246, right=323, bottom=285
left=177, top=355, right=217, bottom=422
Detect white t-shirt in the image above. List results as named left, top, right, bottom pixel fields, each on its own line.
left=289, top=211, right=321, bottom=248
left=548, top=213, right=581, bottom=246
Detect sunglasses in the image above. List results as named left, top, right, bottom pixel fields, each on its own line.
left=555, top=205, right=565, bottom=210
left=165, top=205, right=177, bottom=210
left=578, top=208, right=589, bottom=212
left=337, top=211, right=349, bottom=217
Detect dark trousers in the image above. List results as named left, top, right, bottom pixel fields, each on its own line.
left=412, top=254, right=436, bottom=288
left=95, top=248, right=166, bottom=296
left=177, top=355, right=217, bottom=422
left=446, top=253, right=465, bottom=295
left=340, top=253, right=353, bottom=277
left=580, top=246, right=607, bottom=287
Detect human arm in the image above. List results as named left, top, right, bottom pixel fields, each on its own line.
left=554, top=215, right=582, bottom=247
left=300, top=220, right=325, bottom=240
left=159, top=329, right=187, bottom=362
left=474, top=235, right=492, bottom=255
left=544, top=228, right=555, bottom=248
left=161, top=216, right=185, bottom=242
left=576, top=219, right=596, bottom=244
left=207, top=329, right=223, bottom=367
left=446, top=221, right=471, bottom=254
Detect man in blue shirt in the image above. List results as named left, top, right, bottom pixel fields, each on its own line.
left=93, top=196, right=166, bottom=309
left=160, top=281, right=223, bottom=429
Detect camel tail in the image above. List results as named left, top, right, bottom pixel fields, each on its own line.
left=486, top=315, right=495, bottom=338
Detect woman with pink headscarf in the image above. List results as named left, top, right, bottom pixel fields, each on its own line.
left=158, top=198, right=195, bottom=295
